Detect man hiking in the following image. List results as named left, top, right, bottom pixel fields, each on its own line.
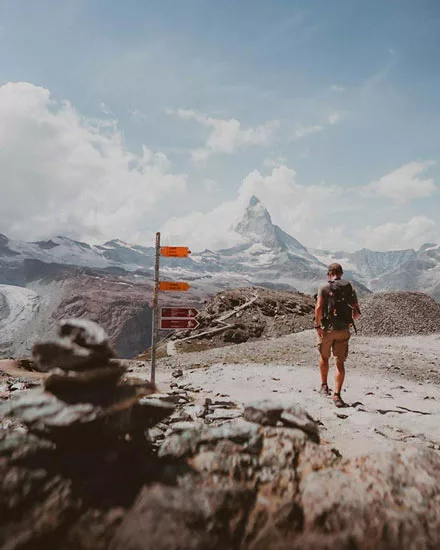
left=314, top=263, right=361, bottom=408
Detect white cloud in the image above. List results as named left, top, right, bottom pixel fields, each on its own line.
left=364, top=161, right=437, bottom=204
left=292, top=112, right=340, bottom=140
left=160, top=164, right=355, bottom=252
left=160, top=200, right=245, bottom=250
left=128, top=107, right=148, bottom=121
left=159, top=159, right=440, bottom=253
left=263, top=155, right=287, bottom=168
left=331, top=85, right=345, bottom=93
left=328, top=112, right=340, bottom=125
left=0, top=82, right=187, bottom=242
left=168, top=108, right=279, bottom=163
left=237, top=166, right=347, bottom=240
left=203, top=178, right=220, bottom=192
left=293, top=125, right=324, bottom=139
left=358, top=216, right=438, bottom=251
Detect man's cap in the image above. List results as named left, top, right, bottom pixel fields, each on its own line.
left=327, top=262, right=343, bottom=275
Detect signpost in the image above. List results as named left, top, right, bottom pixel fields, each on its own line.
left=150, top=232, right=161, bottom=385
left=160, top=318, right=200, bottom=330
left=150, top=236, right=196, bottom=385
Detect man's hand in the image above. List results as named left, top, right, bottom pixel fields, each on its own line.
left=316, top=327, right=324, bottom=338
left=353, top=306, right=361, bottom=321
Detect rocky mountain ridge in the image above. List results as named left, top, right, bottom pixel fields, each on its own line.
left=1, top=197, right=438, bottom=297
left=1, top=196, right=439, bottom=357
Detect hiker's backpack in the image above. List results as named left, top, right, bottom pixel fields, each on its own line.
left=323, top=279, right=355, bottom=330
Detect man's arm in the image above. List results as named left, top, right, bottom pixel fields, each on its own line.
left=351, top=287, right=361, bottom=320
left=315, top=291, right=325, bottom=337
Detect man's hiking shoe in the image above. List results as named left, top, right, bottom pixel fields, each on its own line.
left=333, top=393, right=347, bottom=408
left=319, top=384, right=332, bottom=397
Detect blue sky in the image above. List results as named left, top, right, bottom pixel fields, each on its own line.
left=0, top=0, right=439, bottom=251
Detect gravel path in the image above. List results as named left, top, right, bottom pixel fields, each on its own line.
left=152, top=329, right=440, bottom=459
left=158, top=330, right=440, bottom=385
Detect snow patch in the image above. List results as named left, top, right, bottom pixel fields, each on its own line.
left=0, top=284, right=40, bottom=355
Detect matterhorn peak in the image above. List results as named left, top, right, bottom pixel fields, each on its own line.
left=235, top=196, right=278, bottom=247
left=248, top=195, right=262, bottom=208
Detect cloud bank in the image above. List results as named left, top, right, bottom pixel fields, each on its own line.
left=0, top=82, right=187, bottom=242
left=161, top=162, right=439, bottom=252
left=0, top=83, right=437, bottom=253
left=364, top=161, right=437, bottom=204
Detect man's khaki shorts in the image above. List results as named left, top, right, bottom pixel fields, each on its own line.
left=317, top=329, right=351, bottom=360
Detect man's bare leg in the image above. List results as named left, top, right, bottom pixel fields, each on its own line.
left=319, top=356, right=332, bottom=396
left=333, top=358, right=346, bottom=406
left=319, top=356, right=330, bottom=386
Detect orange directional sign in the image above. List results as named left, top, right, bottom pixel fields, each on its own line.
left=159, top=281, right=190, bottom=291
left=160, top=246, right=191, bottom=258
left=160, top=318, right=199, bottom=330
left=161, top=307, right=199, bottom=318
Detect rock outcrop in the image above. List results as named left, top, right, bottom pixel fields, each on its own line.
left=172, top=287, right=316, bottom=352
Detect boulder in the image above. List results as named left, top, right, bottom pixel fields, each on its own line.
left=244, top=400, right=320, bottom=443
left=110, top=483, right=255, bottom=550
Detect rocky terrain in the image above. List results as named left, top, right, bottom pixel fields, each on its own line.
left=356, top=291, right=440, bottom=336
left=1, top=319, right=440, bottom=549
left=171, top=287, right=316, bottom=352
left=0, top=262, right=157, bottom=358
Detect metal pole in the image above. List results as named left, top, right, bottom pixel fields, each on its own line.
left=151, top=231, right=160, bottom=385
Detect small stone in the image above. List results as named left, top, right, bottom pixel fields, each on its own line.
left=205, top=409, right=242, bottom=421
left=243, top=400, right=284, bottom=426
left=169, top=421, right=203, bottom=433
left=244, top=399, right=320, bottom=443
left=44, top=363, right=126, bottom=394
left=9, top=381, right=27, bottom=392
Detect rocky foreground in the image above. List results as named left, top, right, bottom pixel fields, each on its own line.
left=1, top=320, right=440, bottom=549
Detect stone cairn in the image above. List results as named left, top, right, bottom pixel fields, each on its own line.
left=0, top=318, right=173, bottom=447
left=0, top=319, right=175, bottom=550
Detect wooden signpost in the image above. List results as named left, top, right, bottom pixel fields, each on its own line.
left=150, top=233, right=197, bottom=385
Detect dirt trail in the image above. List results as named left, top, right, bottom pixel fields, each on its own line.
left=155, top=330, right=440, bottom=458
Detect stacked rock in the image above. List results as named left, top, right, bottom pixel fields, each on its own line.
left=0, top=319, right=173, bottom=447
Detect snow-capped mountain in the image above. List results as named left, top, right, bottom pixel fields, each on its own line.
left=0, top=198, right=328, bottom=293
left=0, top=234, right=153, bottom=271
left=310, top=247, right=418, bottom=287
left=311, top=243, right=440, bottom=301
left=1, top=196, right=439, bottom=296
left=188, top=196, right=327, bottom=292
left=2, top=195, right=440, bottom=295
left=1, top=196, right=440, bottom=357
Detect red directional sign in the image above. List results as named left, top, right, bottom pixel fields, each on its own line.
left=160, top=318, right=199, bottom=330
left=161, top=307, right=199, bottom=319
